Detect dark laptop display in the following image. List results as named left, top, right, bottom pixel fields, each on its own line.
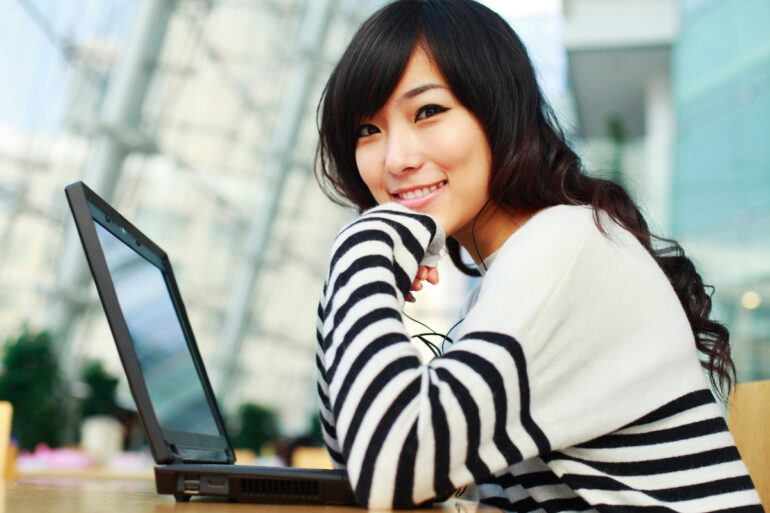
left=94, top=220, right=221, bottom=438
left=65, top=181, right=354, bottom=504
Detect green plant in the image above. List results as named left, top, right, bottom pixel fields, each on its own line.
left=227, top=402, right=279, bottom=454
left=0, top=328, right=65, bottom=450
left=80, top=360, right=119, bottom=418
left=307, top=411, right=324, bottom=446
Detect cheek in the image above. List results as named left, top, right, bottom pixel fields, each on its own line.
left=354, top=147, right=373, bottom=186
left=355, top=147, right=387, bottom=202
left=440, top=129, right=491, bottom=185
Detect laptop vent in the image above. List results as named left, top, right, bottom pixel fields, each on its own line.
left=240, top=478, right=320, bottom=499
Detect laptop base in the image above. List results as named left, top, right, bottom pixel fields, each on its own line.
left=155, top=464, right=355, bottom=505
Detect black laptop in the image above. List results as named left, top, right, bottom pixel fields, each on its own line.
left=65, top=181, right=354, bottom=505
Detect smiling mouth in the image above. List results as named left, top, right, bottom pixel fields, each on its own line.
left=392, top=181, right=447, bottom=200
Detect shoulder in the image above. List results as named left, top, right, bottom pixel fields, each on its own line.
left=459, top=205, right=601, bottom=337
left=485, top=204, right=599, bottom=278
left=468, top=204, right=665, bottom=334
left=490, top=204, right=649, bottom=274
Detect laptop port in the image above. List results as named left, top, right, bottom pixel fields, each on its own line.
left=205, top=478, right=226, bottom=488
left=183, top=478, right=200, bottom=494
left=199, top=475, right=230, bottom=495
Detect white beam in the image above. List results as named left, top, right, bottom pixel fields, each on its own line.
left=47, top=0, right=177, bottom=371
left=214, top=0, right=335, bottom=408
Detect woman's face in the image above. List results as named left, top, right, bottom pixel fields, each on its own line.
left=354, top=48, right=492, bottom=241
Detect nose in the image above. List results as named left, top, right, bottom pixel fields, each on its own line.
left=384, top=127, right=423, bottom=175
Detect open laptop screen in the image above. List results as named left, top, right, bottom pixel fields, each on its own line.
left=93, top=220, right=220, bottom=437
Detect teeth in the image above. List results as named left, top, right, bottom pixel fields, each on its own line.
left=397, top=182, right=444, bottom=200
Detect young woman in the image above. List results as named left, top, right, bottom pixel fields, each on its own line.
left=313, top=0, right=761, bottom=510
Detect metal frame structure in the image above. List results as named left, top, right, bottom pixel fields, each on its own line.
left=0, top=0, right=387, bottom=438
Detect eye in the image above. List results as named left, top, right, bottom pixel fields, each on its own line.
left=415, top=104, right=448, bottom=121
left=356, top=124, right=380, bottom=138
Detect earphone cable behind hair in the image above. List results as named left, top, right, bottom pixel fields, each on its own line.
left=471, top=197, right=494, bottom=272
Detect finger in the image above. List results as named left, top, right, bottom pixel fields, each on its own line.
left=411, top=279, right=423, bottom=291
left=416, top=266, right=428, bottom=281
left=426, top=267, right=439, bottom=285
left=406, top=292, right=416, bottom=302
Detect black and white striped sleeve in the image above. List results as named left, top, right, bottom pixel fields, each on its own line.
left=316, top=203, right=762, bottom=512
left=314, top=204, right=542, bottom=508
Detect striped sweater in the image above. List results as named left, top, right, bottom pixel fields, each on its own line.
left=315, top=203, right=762, bottom=512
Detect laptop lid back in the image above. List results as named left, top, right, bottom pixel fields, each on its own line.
left=65, top=181, right=234, bottom=465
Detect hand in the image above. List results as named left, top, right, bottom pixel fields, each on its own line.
left=406, top=266, right=439, bottom=303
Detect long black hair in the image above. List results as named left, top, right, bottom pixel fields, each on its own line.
left=315, top=0, right=734, bottom=399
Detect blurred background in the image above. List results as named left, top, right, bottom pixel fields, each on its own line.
left=0, top=0, right=767, bottom=473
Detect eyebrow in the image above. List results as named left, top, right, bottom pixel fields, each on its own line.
left=402, top=83, right=446, bottom=100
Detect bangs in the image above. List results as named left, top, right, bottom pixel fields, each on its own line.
left=316, top=1, right=428, bottom=211
left=330, top=5, right=423, bottom=128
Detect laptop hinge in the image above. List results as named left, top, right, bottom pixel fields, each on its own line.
left=168, top=445, right=186, bottom=464
left=170, top=444, right=233, bottom=464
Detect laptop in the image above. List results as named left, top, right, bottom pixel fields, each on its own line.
left=65, top=181, right=355, bottom=505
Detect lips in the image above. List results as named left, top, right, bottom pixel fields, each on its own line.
left=392, top=180, right=446, bottom=199
left=391, top=180, right=447, bottom=208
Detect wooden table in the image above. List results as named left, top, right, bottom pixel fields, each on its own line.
left=0, top=477, right=500, bottom=513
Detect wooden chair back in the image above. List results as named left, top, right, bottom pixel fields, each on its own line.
left=291, top=446, right=333, bottom=469
left=0, top=401, right=13, bottom=479
left=729, top=380, right=770, bottom=508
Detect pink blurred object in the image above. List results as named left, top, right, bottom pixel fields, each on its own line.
left=106, top=450, right=153, bottom=470
left=16, top=443, right=93, bottom=470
